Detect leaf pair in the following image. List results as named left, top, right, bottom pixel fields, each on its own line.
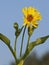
left=0, top=32, right=49, bottom=65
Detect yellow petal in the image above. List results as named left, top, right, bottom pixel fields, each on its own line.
left=33, top=24, right=38, bottom=27
left=28, top=6, right=33, bottom=14
left=32, top=9, right=40, bottom=16
left=23, top=18, right=27, bottom=26
left=28, top=7, right=37, bottom=15
left=27, top=22, right=30, bottom=27
left=22, top=7, right=28, bottom=17
left=23, top=17, right=31, bottom=27
left=22, top=7, right=42, bottom=28
left=32, top=21, right=38, bottom=28
left=34, top=14, right=42, bottom=21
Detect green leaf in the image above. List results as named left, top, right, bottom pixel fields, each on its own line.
left=0, top=33, right=18, bottom=62
left=22, top=35, right=49, bottom=60
left=0, top=33, right=10, bottom=45
left=28, top=35, right=49, bottom=52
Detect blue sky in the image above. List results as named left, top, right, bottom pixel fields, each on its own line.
left=0, top=0, right=49, bottom=65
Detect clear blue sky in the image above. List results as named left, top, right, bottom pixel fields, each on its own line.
left=0, top=0, right=49, bottom=65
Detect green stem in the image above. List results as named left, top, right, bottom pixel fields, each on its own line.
left=20, top=26, right=26, bottom=57
left=26, top=36, right=30, bottom=52
left=14, top=37, right=17, bottom=54
left=8, top=45, right=18, bottom=64
left=22, top=36, right=30, bottom=59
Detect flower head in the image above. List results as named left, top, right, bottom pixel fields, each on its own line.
left=22, top=6, right=42, bottom=28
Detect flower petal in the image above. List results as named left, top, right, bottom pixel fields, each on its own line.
left=22, top=7, right=28, bottom=17
left=28, top=7, right=34, bottom=14
left=34, top=14, right=42, bottom=20
left=22, top=7, right=42, bottom=28
left=23, top=17, right=31, bottom=27
left=32, top=21, right=38, bottom=28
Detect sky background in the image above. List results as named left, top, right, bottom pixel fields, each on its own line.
left=0, top=0, right=49, bottom=65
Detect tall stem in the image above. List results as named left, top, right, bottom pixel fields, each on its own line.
left=22, top=36, right=30, bottom=59
left=14, top=37, right=17, bottom=55
left=26, top=36, right=30, bottom=51
left=20, top=26, right=26, bottom=57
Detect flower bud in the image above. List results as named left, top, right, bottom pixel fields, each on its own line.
left=14, top=22, right=18, bottom=30
left=28, top=26, right=35, bottom=37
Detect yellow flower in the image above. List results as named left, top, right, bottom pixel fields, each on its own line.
left=22, top=6, right=42, bottom=28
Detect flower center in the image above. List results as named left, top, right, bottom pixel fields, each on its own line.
left=27, top=14, right=33, bottom=22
